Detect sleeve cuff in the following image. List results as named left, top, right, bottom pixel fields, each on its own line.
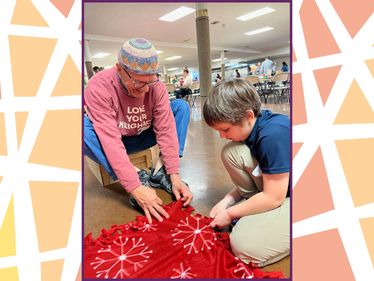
left=122, top=179, right=142, bottom=193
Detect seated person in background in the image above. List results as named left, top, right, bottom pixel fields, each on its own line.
left=84, top=38, right=192, bottom=223
left=235, top=69, right=241, bottom=78
left=281, top=61, right=289, bottom=72
left=254, top=62, right=261, bottom=75
left=202, top=78, right=290, bottom=267
left=171, top=75, right=178, bottom=84
left=93, top=66, right=104, bottom=75
left=215, top=73, right=222, bottom=83
left=93, top=66, right=100, bottom=74
left=175, top=69, right=192, bottom=99
left=156, top=73, right=165, bottom=83
left=271, top=62, right=277, bottom=76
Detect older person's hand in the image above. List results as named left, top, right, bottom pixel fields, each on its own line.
left=170, top=174, right=193, bottom=206
left=130, top=185, right=169, bottom=224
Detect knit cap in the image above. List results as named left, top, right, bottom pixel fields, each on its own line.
left=118, top=38, right=159, bottom=75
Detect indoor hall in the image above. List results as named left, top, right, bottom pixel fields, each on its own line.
left=84, top=2, right=290, bottom=278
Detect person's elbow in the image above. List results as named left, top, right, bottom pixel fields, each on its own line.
left=266, top=191, right=287, bottom=209
left=272, top=195, right=286, bottom=208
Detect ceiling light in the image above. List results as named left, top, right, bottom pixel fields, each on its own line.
left=167, top=67, right=179, bottom=71
left=159, top=7, right=195, bottom=22
left=165, top=56, right=182, bottom=61
left=236, top=7, right=275, bottom=21
left=92, top=52, right=110, bottom=58
left=212, top=58, right=227, bottom=62
left=156, top=50, right=163, bottom=54
left=244, top=27, right=274, bottom=36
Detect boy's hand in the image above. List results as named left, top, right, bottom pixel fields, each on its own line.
left=130, top=185, right=169, bottom=224
left=209, top=197, right=232, bottom=218
left=209, top=209, right=232, bottom=229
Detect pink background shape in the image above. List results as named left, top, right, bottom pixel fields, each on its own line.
left=294, top=229, right=355, bottom=281
left=331, top=0, right=374, bottom=38
left=300, top=0, right=341, bottom=58
left=293, top=148, right=335, bottom=222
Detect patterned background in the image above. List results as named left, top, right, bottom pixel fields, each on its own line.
left=0, top=0, right=373, bottom=280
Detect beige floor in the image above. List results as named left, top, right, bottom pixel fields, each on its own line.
left=84, top=96, right=290, bottom=278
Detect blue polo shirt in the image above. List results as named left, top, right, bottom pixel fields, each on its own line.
left=244, top=110, right=290, bottom=197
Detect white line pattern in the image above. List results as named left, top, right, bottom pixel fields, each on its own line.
left=293, top=1, right=374, bottom=280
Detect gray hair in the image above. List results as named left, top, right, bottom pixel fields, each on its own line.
left=203, top=78, right=261, bottom=126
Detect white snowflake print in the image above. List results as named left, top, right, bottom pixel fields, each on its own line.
left=171, top=262, right=197, bottom=279
left=171, top=215, right=217, bottom=254
left=90, top=236, right=152, bottom=278
left=138, top=222, right=157, bottom=232
left=233, top=260, right=254, bottom=279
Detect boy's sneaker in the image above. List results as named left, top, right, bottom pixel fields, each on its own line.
left=229, top=219, right=239, bottom=232
left=149, top=166, right=173, bottom=194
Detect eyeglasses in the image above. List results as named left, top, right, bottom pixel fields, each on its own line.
left=121, top=66, right=158, bottom=89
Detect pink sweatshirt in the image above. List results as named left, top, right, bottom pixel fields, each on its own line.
left=85, top=67, right=179, bottom=192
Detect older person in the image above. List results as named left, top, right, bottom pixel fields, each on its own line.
left=84, top=38, right=192, bottom=223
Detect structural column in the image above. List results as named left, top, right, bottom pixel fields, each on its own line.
left=163, top=65, right=168, bottom=83
left=84, top=40, right=94, bottom=79
left=220, top=50, right=225, bottom=79
left=195, top=3, right=211, bottom=97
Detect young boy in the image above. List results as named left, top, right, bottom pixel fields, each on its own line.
left=203, top=79, right=290, bottom=267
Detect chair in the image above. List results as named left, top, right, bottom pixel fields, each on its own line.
left=165, top=83, right=176, bottom=100
left=244, top=76, right=260, bottom=86
left=267, top=73, right=290, bottom=103
left=85, top=145, right=159, bottom=188
left=189, top=82, right=200, bottom=107
left=244, top=76, right=266, bottom=102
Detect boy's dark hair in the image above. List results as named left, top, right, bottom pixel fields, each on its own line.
left=203, top=78, right=261, bottom=126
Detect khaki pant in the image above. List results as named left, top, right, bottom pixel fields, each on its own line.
left=221, top=142, right=290, bottom=267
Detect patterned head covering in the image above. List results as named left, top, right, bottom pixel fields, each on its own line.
left=118, top=38, right=159, bottom=75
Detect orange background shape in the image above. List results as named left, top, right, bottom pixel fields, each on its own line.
left=366, top=59, right=374, bottom=78
left=336, top=139, right=374, bottom=207
left=0, top=113, right=7, bottom=155
left=334, top=80, right=374, bottom=124
left=41, top=259, right=64, bottom=281
left=28, top=110, right=81, bottom=170
left=52, top=55, right=81, bottom=97
left=11, top=0, right=48, bottom=27
left=15, top=112, right=28, bottom=149
left=359, top=217, right=374, bottom=267
left=9, top=36, right=57, bottom=97
left=29, top=181, right=78, bottom=252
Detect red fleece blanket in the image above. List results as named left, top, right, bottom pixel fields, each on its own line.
left=84, top=200, right=285, bottom=279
